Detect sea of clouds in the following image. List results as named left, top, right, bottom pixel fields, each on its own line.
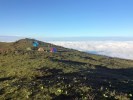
left=1, top=36, right=133, bottom=60
left=49, top=41, right=133, bottom=60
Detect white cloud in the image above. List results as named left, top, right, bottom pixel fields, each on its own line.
left=49, top=41, right=133, bottom=60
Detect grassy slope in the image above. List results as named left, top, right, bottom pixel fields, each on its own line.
left=0, top=38, right=133, bottom=100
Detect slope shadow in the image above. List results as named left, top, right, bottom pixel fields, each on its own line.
left=51, top=59, right=87, bottom=65
left=35, top=66, right=133, bottom=99
left=0, top=77, right=14, bottom=82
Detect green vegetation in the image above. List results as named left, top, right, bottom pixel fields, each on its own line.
left=0, top=38, right=133, bottom=100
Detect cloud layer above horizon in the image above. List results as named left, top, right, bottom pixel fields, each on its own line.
left=49, top=41, right=133, bottom=60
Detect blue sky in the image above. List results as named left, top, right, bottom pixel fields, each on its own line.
left=0, top=0, right=133, bottom=38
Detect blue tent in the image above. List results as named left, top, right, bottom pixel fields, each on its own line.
left=33, top=41, right=39, bottom=47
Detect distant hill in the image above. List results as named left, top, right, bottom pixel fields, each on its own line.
left=0, top=38, right=70, bottom=52
left=0, top=38, right=133, bottom=100
left=0, top=36, right=24, bottom=42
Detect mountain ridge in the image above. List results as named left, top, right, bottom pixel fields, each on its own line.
left=0, top=38, right=133, bottom=100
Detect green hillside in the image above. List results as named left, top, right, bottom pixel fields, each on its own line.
left=0, top=38, right=133, bottom=100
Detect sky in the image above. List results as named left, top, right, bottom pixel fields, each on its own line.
left=0, top=0, right=133, bottom=38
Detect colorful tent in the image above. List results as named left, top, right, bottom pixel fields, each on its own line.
left=33, top=41, right=39, bottom=47
left=50, top=48, right=57, bottom=52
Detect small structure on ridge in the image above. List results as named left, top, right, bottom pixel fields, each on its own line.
left=26, top=47, right=32, bottom=51
left=38, top=47, right=44, bottom=52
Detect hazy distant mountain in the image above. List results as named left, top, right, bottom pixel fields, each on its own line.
left=0, top=36, right=25, bottom=42
left=1, top=36, right=133, bottom=42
